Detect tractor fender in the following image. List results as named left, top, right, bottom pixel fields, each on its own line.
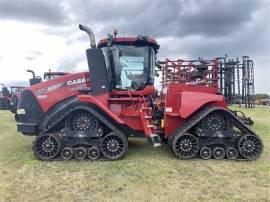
left=178, top=91, right=226, bottom=119
left=78, top=94, right=124, bottom=124
left=39, top=96, right=125, bottom=135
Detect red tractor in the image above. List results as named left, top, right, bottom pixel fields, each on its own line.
left=27, top=69, right=70, bottom=86
left=10, top=70, right=70, bottom=114
left=0, top=84, right=25, bottom=110
left=16, top=25, right=263, bottom=161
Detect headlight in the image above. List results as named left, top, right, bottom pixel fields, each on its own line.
left=17, top=109, right=26, bottom=115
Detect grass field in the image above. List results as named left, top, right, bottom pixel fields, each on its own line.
left=0, top=106, right=269, bottom=202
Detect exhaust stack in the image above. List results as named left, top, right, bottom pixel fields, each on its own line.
left=79, top=24, right=96, bottom=48
left=27, top=70, right=36, bottom=78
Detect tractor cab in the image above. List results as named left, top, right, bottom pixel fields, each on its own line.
left=98, top=37, right=159, bottom=92
left=10, top=86, right=25, bottom=95
left=79, top=25, right=159, bottom=96
left=26, top=70, right=69, bottom=86
left=79, top=24, right=161, bottom=145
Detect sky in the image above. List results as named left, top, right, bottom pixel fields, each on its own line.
left=0, top=0, right=269, bottom=93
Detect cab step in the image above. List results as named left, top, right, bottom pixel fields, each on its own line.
left=147, top=125, right=155, bottom=128
left=141, top=107, right=151, bottom=110
left=147, top=134, right=161, bottom=147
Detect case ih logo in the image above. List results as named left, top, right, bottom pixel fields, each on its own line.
left=67, top=78, right=89, bottom=86
left=35, top=77, right=89, bottom=96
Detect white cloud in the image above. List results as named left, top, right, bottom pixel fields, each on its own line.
left=0, top=0, right=269, bottom=94
left=0, top=20, right=88, bottom=83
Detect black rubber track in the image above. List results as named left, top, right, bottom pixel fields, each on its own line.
left=169, top=106, right=263, bottom=160
left=35, top=103, right=128, bottom=161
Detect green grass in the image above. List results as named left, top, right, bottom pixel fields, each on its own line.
left=0, top=106, right=270, bottom=201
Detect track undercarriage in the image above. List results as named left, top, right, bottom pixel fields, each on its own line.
left=170, top=106, right=263, bottom=160
left=33, top=109, right=128, bottom=161
left=32, top=105, right=263, bottom=161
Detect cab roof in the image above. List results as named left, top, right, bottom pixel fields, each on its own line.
left=97, top=36, right=160, bottom=52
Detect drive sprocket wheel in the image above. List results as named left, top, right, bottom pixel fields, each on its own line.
left=200, top=146, right=212, bottom=160
left=74, top=147, right=87, bottom=160
left=61, top=147, right=74, bottom=160
left=172, top=133, right=199, bottom=159
left=238, top=134, right=263, bottom=160
left=33, top=134, right=61, bottom=160
left=226, top=147, right=238, bottom=160
left=101, top=132, right=128, bottom=160
left=68, top=111, right=99, bottom=131
left=213, top=147, right=225, bottom=160
left=88, top=146, right=100, bottom=160
left=202, top=112, right=226, bottom=132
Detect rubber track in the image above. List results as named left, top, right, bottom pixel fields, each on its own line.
left=41, top=97, right=126, bottom=138
left=35, top=100, right=127, bottom=161
left=168, top=106, right=263, bottom=160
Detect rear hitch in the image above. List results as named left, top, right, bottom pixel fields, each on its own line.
left=231, top=110, right=254, bottom=126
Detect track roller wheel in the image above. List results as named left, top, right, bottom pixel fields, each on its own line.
left=74, top=147, right=87, bottom=160
left=172, top=133, right=199, bottom=159
left=61, top=147, right=74, bottom=160
left=88, top=146, right=100, bottom=160
left=101, top=132, right=128, bottom=160
left=213, top=147, right=225, bottom=160
left=33, top=134, right=61, bottom=160
left=226, top=147, right=238, bottom=160
left=238, top=134, right=263, bottom=160
left=200, top=146, right=212, bottom=160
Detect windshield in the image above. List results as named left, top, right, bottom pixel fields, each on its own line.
left=102, top=45, right=155, bottom=90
